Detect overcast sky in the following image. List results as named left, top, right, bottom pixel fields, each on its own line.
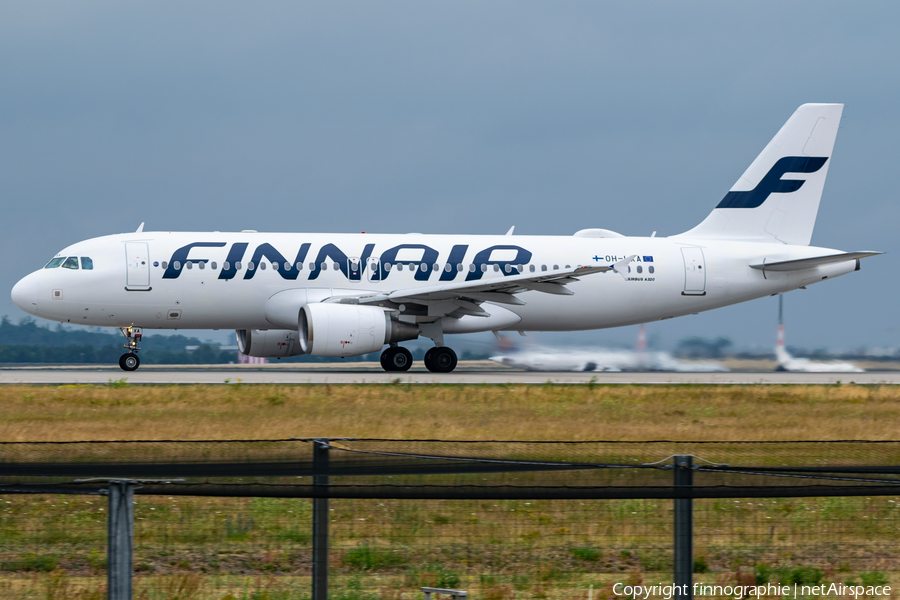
left=1, top=2, right=897, bottom=352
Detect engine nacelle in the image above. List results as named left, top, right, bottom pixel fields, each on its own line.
left=299, top=303, right=418, bottom=357
left=235, top=329, right=305, bottom=358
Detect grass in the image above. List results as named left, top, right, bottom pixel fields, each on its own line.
left=0, top=383, right=899, bottom=441
left=2, top=383, right=900, bottom=597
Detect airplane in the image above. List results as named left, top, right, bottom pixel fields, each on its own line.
left=490, top=345, right=729, bottom=373
left=10, top=103, right=882, bottom=373
left=774, top=294, right=863, bottom=373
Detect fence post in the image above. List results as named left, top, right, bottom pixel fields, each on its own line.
left=107, top=480, right=135, bottom=600
left=674, top=455, right=693, bottom=600
left=312, top=439, right=330, bottom=600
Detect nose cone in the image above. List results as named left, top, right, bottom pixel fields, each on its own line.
left=11, top=274, right=41, bottom=316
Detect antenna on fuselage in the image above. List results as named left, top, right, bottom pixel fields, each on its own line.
left=135, top=222, right=145, bottom=233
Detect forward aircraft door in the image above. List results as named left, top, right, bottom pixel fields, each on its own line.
left=125, top=242, right=151, bottom=291
left=681, top=247, right=706, bottom=295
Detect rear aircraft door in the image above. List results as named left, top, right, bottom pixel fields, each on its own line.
left=125, top=242, right=151, bottom=291
left=681, top=247, right=706, bottom=295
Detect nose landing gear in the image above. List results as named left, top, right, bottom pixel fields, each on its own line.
left=119, top=326, right=143, bottom=372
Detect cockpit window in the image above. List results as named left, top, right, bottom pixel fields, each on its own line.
left=44, top=258, right=65, bottom=269
left=62, top=257, right=79, bottom=270
left=81, top=257, right=93, bottom=270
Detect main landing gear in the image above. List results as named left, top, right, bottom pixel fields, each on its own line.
left=423, top=346, right=458, bottom=373
left=381, top=346, right=413, bottom=372
left=118, top=326, right=143, bottom=372
left=379, top=345, right=458, bottom=373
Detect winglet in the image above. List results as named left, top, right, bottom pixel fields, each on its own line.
left=612, top=255, right=637, bottom=279
left=135, top=222, right=145, bottom=233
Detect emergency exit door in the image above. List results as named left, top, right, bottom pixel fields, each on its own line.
left=125, top=242, right=151, bottom=290
left=681, top=247, right=706, bottom=296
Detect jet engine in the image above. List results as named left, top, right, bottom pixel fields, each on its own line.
left=299, top=303, right=418, bottom=357
left=235, top=329, right=305, bottom=358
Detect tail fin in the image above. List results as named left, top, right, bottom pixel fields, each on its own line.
left=678, top=103, right=843, bottom=245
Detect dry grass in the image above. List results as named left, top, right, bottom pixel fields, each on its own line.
left=0, top=383, right=898, bottom=442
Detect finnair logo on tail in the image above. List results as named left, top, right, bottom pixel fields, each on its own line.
left=716, top=156, right=828, bottom=209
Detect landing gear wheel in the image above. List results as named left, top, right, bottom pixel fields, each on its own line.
left=423, top=347, right=436, bottom=371
left=381, top=347, right=413, bottom=372
left=119, top=353, right=140, bottom=372
left=424, top=346, right=457, bottom=373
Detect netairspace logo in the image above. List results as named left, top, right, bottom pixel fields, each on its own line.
left=613, top=583, right=891, bottom=599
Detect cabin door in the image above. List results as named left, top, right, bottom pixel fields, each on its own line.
left=681, top=247, right=706, bottom=296
left=125, top=242, right=151, bottom=291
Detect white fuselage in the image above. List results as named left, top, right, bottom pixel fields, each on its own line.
left=11, top=231, right=857, bottom=336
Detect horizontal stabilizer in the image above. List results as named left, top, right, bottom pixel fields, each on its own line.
left=750, top=251, right=882, bottom=272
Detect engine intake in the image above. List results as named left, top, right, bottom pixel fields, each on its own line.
left=299, top=303, right=418, bottom=357
left=235, top=329, right=305, bottom=358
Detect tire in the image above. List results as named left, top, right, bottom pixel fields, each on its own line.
left=423, top=347, right=436, bottom=371
left=426, top=346, right=457, bottom=373
left=119, top=353, right=140, bottom=372
left=381, top=347, right=413, bottom=372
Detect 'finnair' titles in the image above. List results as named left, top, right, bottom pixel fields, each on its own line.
left=11, top=104, right=881, bottom=373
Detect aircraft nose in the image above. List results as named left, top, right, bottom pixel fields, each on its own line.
left=11, top=274, right=41, bottom=316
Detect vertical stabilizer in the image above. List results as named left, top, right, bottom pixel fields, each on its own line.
left=678, top=104, right=844, bottom=246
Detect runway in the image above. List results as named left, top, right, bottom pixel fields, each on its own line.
left=0, top=364, right=897, bottom=385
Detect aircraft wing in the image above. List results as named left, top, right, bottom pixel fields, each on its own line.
left=750, top=251, right=882, bottom=272
left=339, top=260, right=628, bottom=310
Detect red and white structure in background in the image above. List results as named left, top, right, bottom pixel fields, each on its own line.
left=777, top=295, right=786, bottom=349
left=238, top=353, right=267, bottom=365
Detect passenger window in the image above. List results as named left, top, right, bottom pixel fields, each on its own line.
left=637, top=266, right=642, bottom=274
left=469, top=264, right=476, bottom=272
left=284, top=262, right=290, bottom=271
left=444, top=264, right=451, bottom=272
left=541, top=265, right=547, bottom=272
left=456, top=263, right=463, bottom=272
left=481, top=264, right=487, bottom=272
left=517, top=264, right=523, bottom=273
left=248, top=261, right=255, bottom=270
left=174, top=261, right=182, bottom=270
left=397, top=264, right=404, bottom=271
left=80, top=257, right=94, bottom=270
left=161, top=261, right=169, bottom=270
left=223, top=261, right=230, bottom=271
left=649, top=266, right=655, bottom=274
left=260, top=262, right=267, bottom=270
left=45, top=257, right=65, bottom=269
left=385, top=263, right=392, bottom=271
left=297, top=262, right=303, bottom=271
left=333, top=263, right=340, bottom=271
left=186, top=262, right=193, bottom=270
left=198, top=262, right=205, bottom=270
left=62, top=256, right=79, bottom=270
left=421, top=263, right=427, bottom=272
left=553, top=264, right=559, bottom=270
left=529, top=264, right=535, bottom=273
left=235, top=261, right=242, bottom=270
left=432, top=263, right=439, bottom=272
left=211, top=262, right=217, bottom=270
left=308, top=263, right=314, bottom=271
